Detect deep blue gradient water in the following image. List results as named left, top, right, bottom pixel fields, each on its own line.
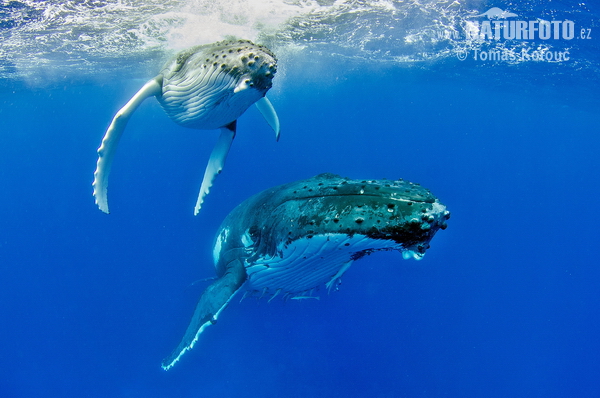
left=2, top=1, right=600, bottom=397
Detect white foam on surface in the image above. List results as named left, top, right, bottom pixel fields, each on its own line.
left=1, top=0, right=490, bottom=83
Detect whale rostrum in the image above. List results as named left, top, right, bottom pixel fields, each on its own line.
left=162, top=173, right=450, bottom=370
left=93, top=40, right=279, bottom=215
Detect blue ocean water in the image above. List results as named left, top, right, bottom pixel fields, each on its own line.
left=1, top=1, right=600, bottom=397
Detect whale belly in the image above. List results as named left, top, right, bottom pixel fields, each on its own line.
left=158, top=64, right=263, bottom=129
left=244, top=233, right=405, bottom=296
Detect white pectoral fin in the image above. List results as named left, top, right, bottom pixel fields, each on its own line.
left=194, top=122, right=237, bottom=216
left=161, top=259, right=246, bottom=371
left=255, top=96, right=280, bottom=141
left=92, top=77, right=162, bottom=213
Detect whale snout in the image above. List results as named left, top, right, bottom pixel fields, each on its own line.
left=236, top=46, right=277, bottom=92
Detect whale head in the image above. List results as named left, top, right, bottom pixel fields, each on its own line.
left=214, top=173, right=450, bottom=294
left=157, top=39, right=277, bottom=129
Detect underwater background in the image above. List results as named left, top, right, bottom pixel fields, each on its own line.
left=1, top=0, right=599, bottom=397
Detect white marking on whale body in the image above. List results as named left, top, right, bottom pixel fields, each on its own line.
left=241, top=229, right=253, bottom=248
left=213, top=227, right=229, bottom=265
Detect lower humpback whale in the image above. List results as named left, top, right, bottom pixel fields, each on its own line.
left=93, top=39, right=279, bottom=215
left=162, top=173, right=450, bottom=370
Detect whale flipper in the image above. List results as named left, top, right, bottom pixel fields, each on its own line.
left=194, top=121, right=237, bottom=216
left=162, top=256, right=247, bottom=370
left=93, top=77, right=163, bottom=213
left=255, top=97, right=280, bottom=141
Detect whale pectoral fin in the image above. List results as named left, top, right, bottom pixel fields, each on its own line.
left=255, top=96, right=280, bottom=141
left=193, top=121, right=237, bottom=215
left=162, top=258, right=247, bottom=370
left=92, top=76, right=163, bottom=213
left=325, top=260, right=354, bottom=293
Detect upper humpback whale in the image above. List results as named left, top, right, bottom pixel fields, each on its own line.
left=93, top=39, right=279, bottom=215
left=162, top=173, right=450, bottom=370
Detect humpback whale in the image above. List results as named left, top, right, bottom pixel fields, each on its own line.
left=162, top=173, right=450, bottom=370
left=93, top=40, right=279, bottom=215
